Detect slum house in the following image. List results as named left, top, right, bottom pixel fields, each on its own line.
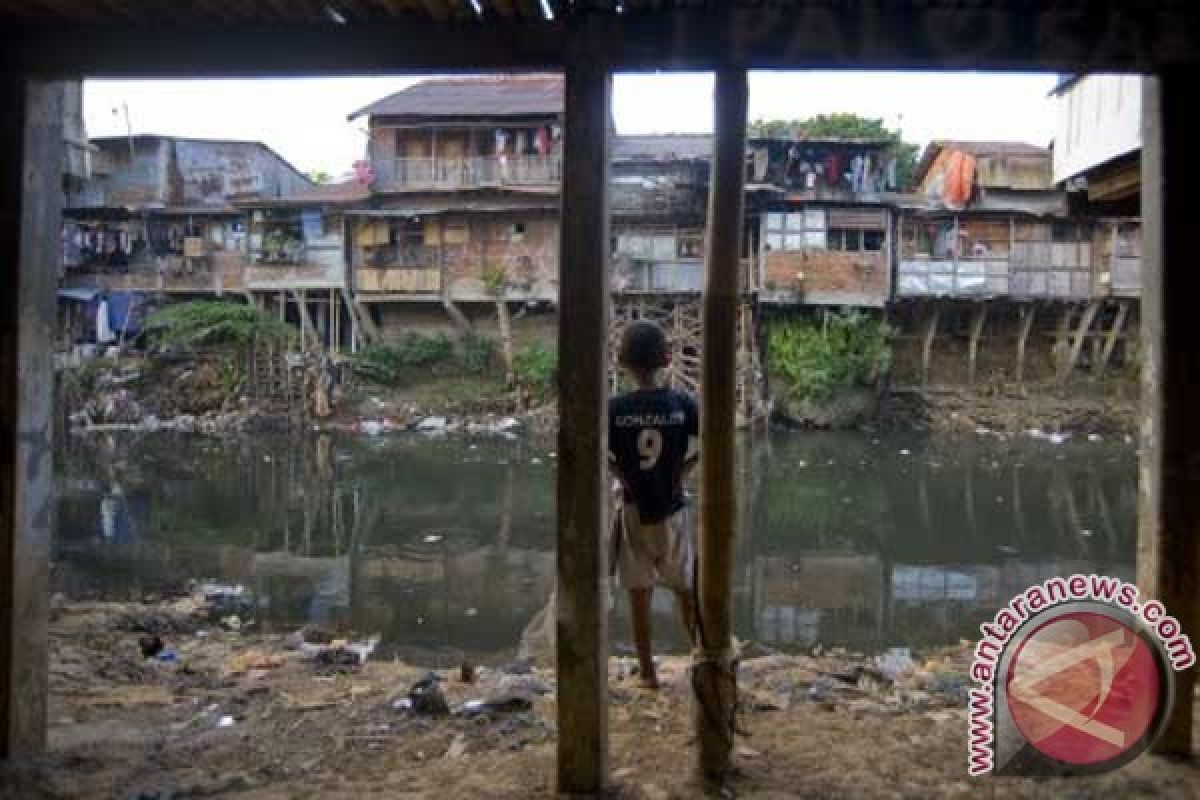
left=609, top=133, right=766, bottom=424
left=1052, top=74, right=1144, bottom=302
left=236, top=179, right=370, bottom=354
left=892, top=140, right=1131, bottom=386
left=750, top=135, right=898, bottom=309
left=63, top=135, right=313, bottom=299
left=346, top=75, right=562, bottom=346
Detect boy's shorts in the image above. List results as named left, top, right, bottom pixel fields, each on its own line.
left=616, top=500, right=695, bottom=592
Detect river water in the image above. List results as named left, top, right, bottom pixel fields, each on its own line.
left=54, top=428, right=1137, bottom=664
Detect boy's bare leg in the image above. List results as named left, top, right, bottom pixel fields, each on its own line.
left=673, top=589, right=698, bottom=648
left=629, top=588, right=659, bottom=688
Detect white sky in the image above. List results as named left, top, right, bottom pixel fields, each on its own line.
left=84, top=71, right=1060, bottom=178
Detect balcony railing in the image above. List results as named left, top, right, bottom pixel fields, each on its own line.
left=378, top=156, right=561, bottom=190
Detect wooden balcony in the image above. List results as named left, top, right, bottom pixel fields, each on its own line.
left=376, top=155, right=561, bottom=191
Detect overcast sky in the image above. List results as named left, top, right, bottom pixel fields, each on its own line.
left=84, top=71, right=1060, bottom=178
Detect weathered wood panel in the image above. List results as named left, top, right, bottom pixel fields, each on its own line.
left=555, top=47, right=609, bottom=795
left=1138, top=73, right=1200, bottom=757
left=1, top=78, right=61, bottom=758
left=355, top=268, right=440, bottom=293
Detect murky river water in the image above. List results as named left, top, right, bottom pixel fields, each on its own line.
left=54, top=429, right=1137, bottom=664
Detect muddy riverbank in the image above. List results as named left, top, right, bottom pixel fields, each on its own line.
left=3, top=595, right=1197, bottom=799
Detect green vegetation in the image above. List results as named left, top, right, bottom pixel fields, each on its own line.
left=767, top=310, right=891, bottom=404
left=460, top=332, right=497, bottom=376
left=513, top=342, right=557, bottom=400
left=352, top=332, right=502, bottom=386
left=747, top=112, right=920, bottom=190
left=146, top=300, right=294, bottom=349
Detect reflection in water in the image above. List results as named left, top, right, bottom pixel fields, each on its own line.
left=54, top=429, right=1136, bottom=663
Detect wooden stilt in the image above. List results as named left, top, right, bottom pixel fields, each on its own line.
left=1095, top=300, right=1129, bottom=376
left=1052, top=304, right=1072, bottom=375
left=1015, top=304, right=1035, bottom=386
left=1, top=79, right=62, bottom=758
left=1139, top=74, right=1199, bottom=756
left=967, top=302, right=988, bottom=386
left=696, top=65, right=747, bottom=787
left=554, top=43, right=610, bottom=796
left=290, top=288, right=318, bottom=351
left=1060, top=299, right=1100, bottom=383
left=921, top=305, right=939, bottom=387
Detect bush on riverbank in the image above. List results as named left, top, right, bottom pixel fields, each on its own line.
left=768, top=311, right=891, bottom=404
left=146, top=300, right=295, bottom=348
left=513, top=342, right=557, bottom=403
left=351, top=333, right=496, bottom=387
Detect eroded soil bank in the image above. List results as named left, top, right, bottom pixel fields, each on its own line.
left=3, top=595, right=1197, bottom=799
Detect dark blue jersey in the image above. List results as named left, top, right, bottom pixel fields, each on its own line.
left=608, top=387, right=699, bottom=524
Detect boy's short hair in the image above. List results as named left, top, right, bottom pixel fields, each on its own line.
left=619, top=321, right=669, bottom=371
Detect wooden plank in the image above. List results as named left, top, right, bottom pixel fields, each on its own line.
left=967, top=302, right=988, bottom=385
left=555, top=39, right=610, bottom=797
left=1095, top=300, right=1129, bottom=376
left=1060, top=299, right=1100, bottom=383
left=696, top=64, right=747, bottom=787
left=1015, top=304, right=1035, bottom=385
left=1, top=78, right=61, bottom=758
left=1138, top=74, right=1199, bottom=756
left=4, top=4, right=1200, bottom=76
left=921, top=305, right=939, bottom=387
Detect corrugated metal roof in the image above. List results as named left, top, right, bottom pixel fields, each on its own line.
left=238, top=180, right=371, bottom=206
left=914, top=140, right=1050, bottom=186
left=349, top=75, right=563, bottom=120
left=613, top=134, right=712, bottom=162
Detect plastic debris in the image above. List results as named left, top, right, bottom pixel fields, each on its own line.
left=138, top=634, right=165, bottom=659
left=217, top=715, right=235, bottom=728
left=156, top=649, right=179, bottom=663
left=407, top=672, right=449, bottom=715
left=874, top=647, right=915, bottom=682
left=416, top=416, right=448, bottom=432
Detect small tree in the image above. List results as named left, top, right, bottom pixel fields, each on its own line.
left=483, top=264, right=515, bottom=388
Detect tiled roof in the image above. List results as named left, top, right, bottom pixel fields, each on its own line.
left=349, top=75, right=563, bottom=120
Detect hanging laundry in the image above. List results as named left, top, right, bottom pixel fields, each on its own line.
left=534, top=126, right=550, bottom=156
left=515, top=130, right=529, bottom=155
left=885, top=157, right=898, bottom=190
left=825, top=153, right=842, bottom=187
left=849, top=154, right=864, bottom=193
left=942, top=150, right=977, bottom=210
left=494, top=129, right=509, bottom=155
left=752, top=148, right=769, bottom=182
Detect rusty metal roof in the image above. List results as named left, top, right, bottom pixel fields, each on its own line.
left=349, top=74, right=562, bottom=120
left=613, top=134, right=712, bottom=162
left=914, top=140, right=1050, bottom=186
left=237, top=180, right=371, bottom=207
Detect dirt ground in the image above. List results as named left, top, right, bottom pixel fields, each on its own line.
left=2, top=596, right=1199, bottom=799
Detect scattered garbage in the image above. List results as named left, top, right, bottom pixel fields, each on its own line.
left=359, top=419, right=386, bottom=436
left=217, top=715, right=235, bottom=728
left=444, top=732, right=468, bottom=760
left=155, top=650, right=179, bottom=664
left=422, top=534, right=443, bottom=544
left=874, top=647, right=915, bottom=683
left=416, top=416, right=448, bottom=433
left=138, top=634, right=165, bottom=659
left=1080, top=529, right=1094, bottom=537
left=304, top=634, right=379, bottom=669
left=456, top=691, right=533, bottom=716
left=406, top=673, right=449, bottom=715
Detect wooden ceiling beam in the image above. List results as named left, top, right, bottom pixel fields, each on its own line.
left=2, top=3, right=1198, bottom=75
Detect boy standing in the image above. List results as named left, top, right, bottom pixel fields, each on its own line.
left=609, top=321, right=699, bottom=689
